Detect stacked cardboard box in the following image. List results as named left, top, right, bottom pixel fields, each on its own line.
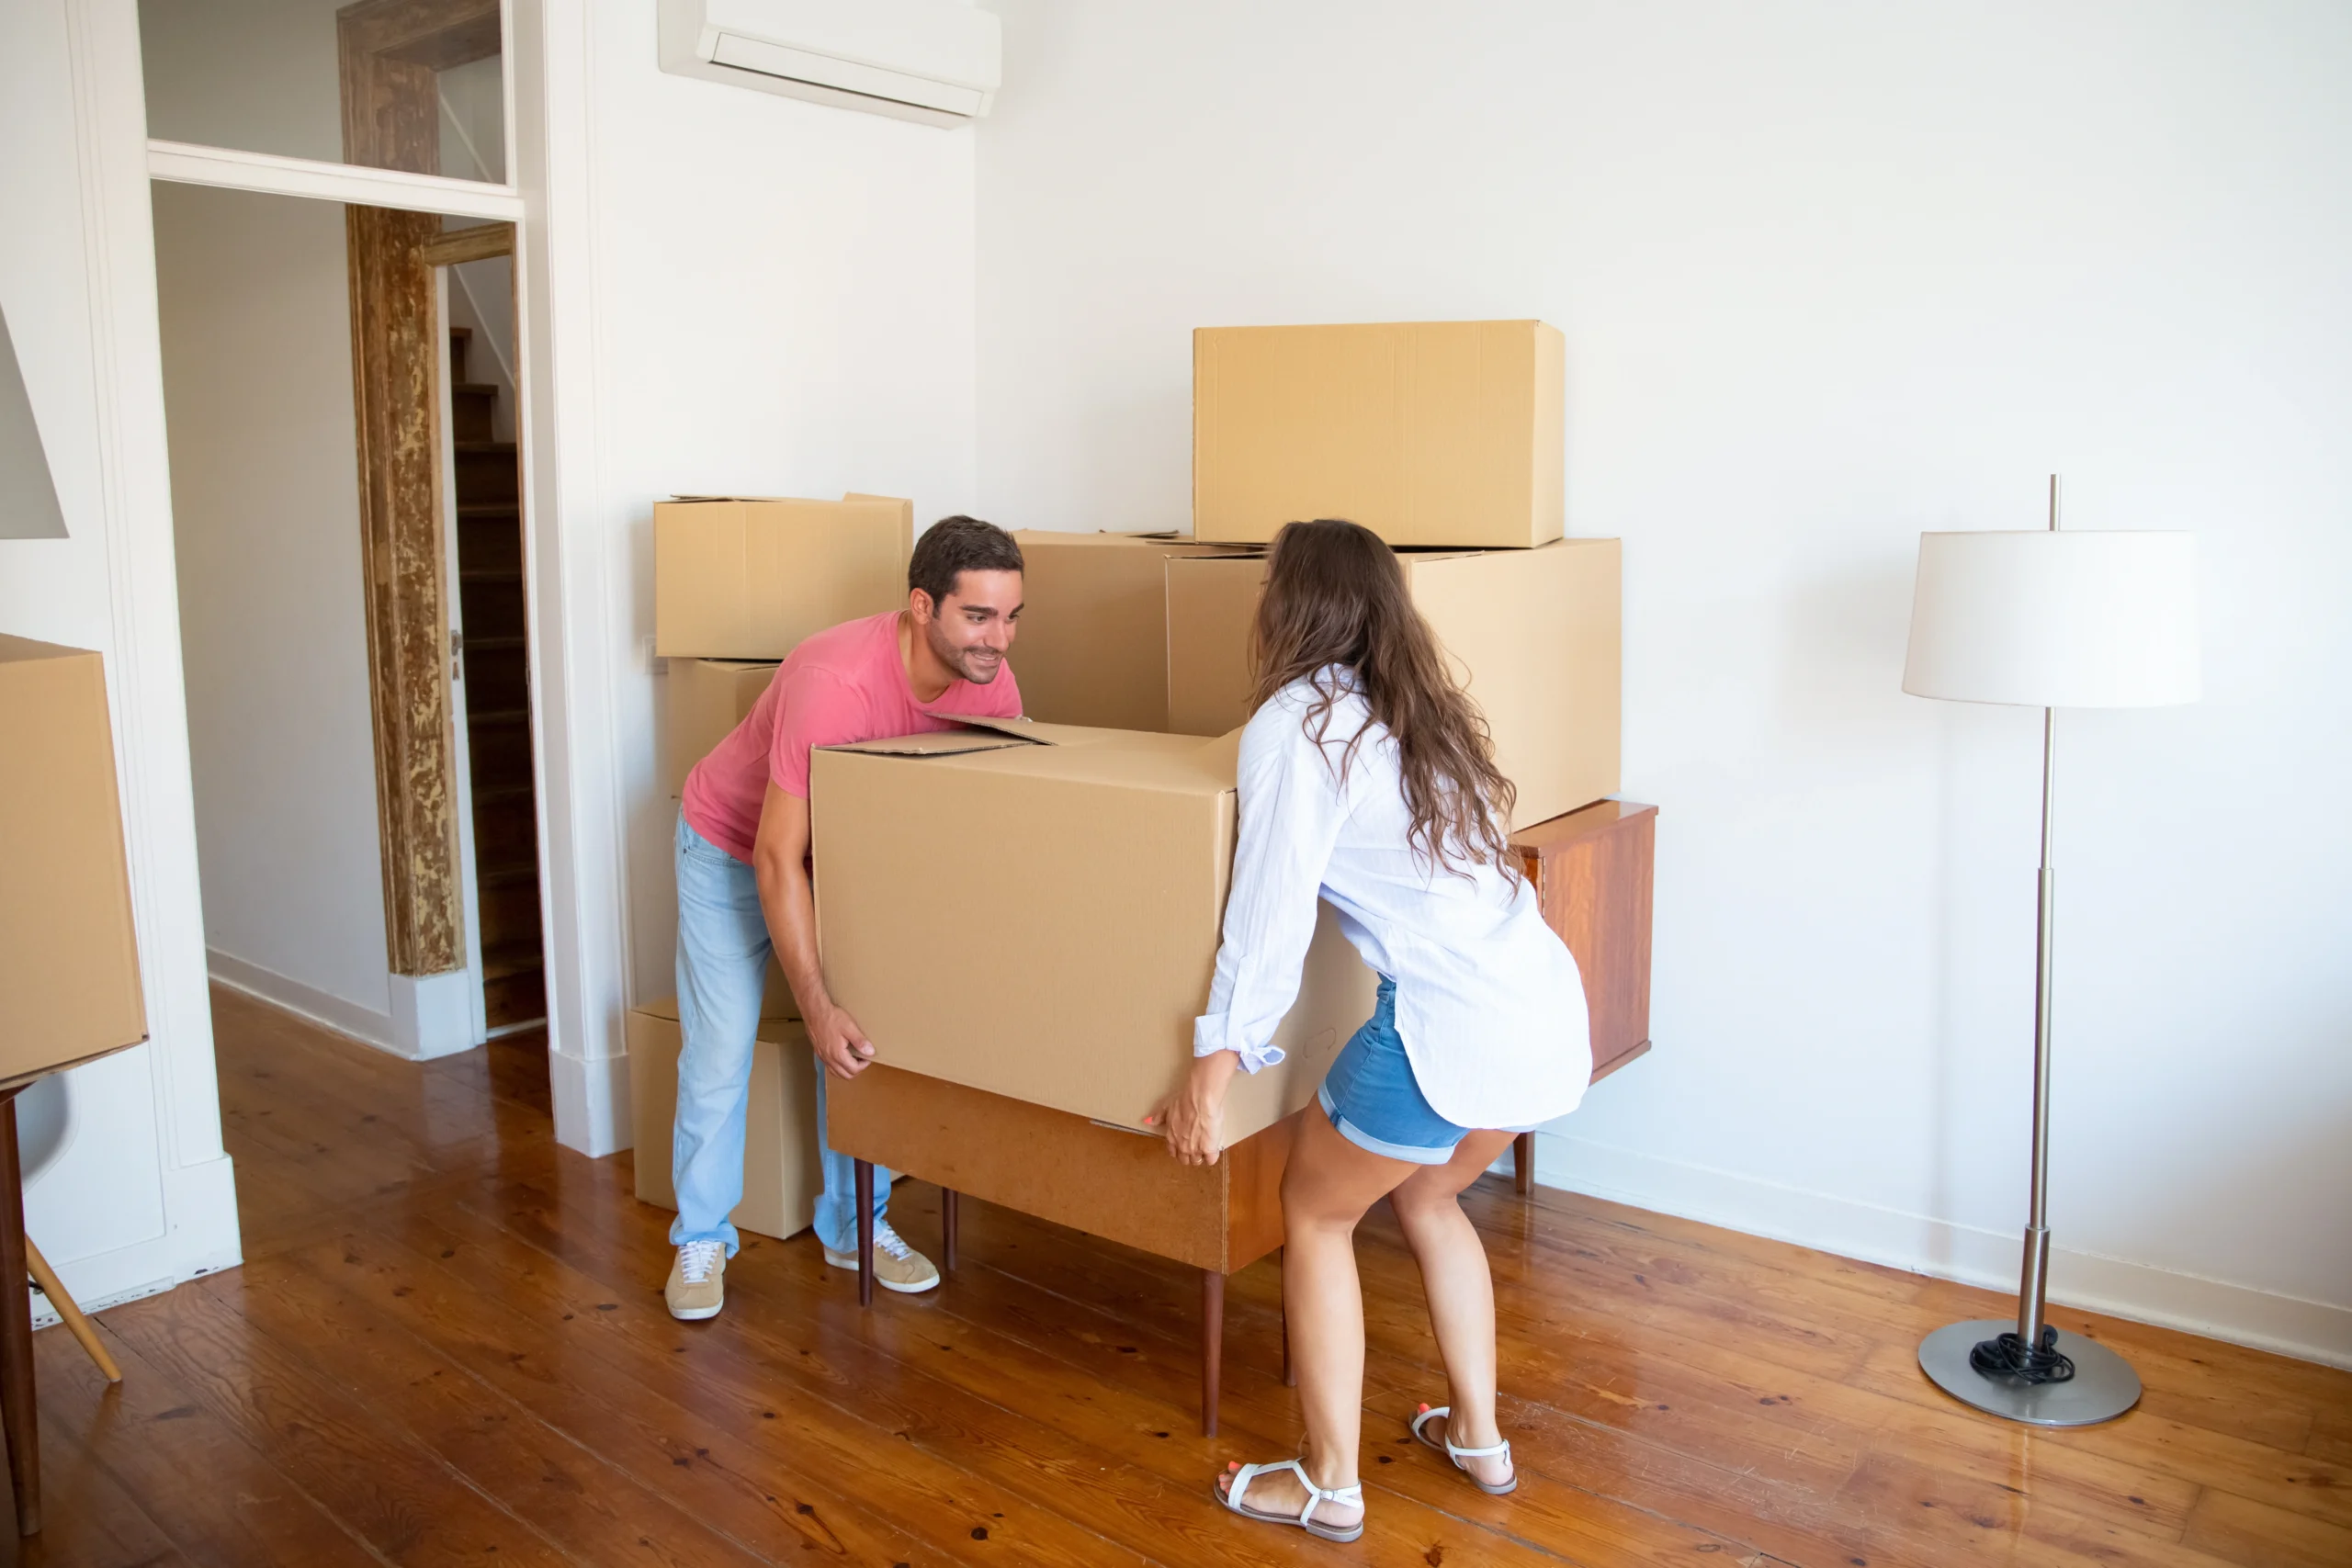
left=640, top=494, right=912, bottom=1202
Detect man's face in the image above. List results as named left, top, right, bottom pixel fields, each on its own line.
left=914, top=569, right=1023, bottom=684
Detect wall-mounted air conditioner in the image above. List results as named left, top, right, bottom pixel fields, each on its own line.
left=657, top=0, right=1001, bottom=129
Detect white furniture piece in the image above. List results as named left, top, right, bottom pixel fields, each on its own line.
left=1902, top=478, right=2200, bottom=1427
left=657, top=0, right=1001, bottom=127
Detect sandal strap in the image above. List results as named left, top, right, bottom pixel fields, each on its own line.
left=1227, top=1459, right=1363, bottom=1527
left=1447, top=1437, right=1512, bottom=1461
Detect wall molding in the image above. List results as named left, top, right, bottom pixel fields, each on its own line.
left=1532, top=1130, right=2352, bottom=1372
left=208, top=950, right=474, bottom=1061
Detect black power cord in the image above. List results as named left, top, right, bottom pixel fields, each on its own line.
left=1970, top=1324, right=2076, bottom=1384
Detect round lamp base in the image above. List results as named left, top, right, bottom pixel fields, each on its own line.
left=1917, top=1320, right=2141, bottom=1427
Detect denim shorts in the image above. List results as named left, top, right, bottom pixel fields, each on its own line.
left=1316, top=977, right=1485, bottom=1166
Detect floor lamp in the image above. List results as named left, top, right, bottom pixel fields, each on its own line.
left=1902, top=478, right=2200, bottom=1427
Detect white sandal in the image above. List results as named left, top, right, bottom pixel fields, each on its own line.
left=1215, top=1458, right=1365, bottom=1543
left=1411, top=1404, right=1519, bottom=1495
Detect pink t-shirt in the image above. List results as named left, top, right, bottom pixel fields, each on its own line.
left=680, top=611, right=1023, bottom=863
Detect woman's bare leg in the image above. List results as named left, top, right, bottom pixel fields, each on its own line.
left=1217, top=1102, right=1414, bottom=1525
left=1389, top=1129, right=1519, bottom=1488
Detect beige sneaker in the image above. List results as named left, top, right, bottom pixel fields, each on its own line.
left=666, top=1240, right=727, bottom=1320
left=822, top=1218, right=941, bottom=1293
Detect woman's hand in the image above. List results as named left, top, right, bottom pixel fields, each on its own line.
left=1149, top=1049, right=1240, bottom=1166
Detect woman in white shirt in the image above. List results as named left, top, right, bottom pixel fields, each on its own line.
left=1156, top=518, right=1591, bottom=1544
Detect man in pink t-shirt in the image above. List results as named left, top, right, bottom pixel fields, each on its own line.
left=663, top=517, right=1025, bottom=1320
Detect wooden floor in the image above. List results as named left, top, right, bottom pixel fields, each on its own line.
left=9, top=987, right=2347, bottom=1567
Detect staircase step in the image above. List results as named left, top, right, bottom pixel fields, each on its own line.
left=448, top=324, right=472, bottom=382
left=483, top=965, right=547, bottom=1031
left=480, top=942, right=544, bottom=984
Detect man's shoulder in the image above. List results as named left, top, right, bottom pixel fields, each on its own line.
left=783, top=613, right=896, bottom=690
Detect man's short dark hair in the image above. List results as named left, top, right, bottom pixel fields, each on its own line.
left=909, top=515, right=1023, bottom=608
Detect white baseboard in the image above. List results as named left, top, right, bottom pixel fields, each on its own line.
left=390, top=971, right=480, bottom=1059
left=551, top=1045, right=630, bottom=1157
left=209, top=950, right=481, bottom=1061
left=1532, top=1131, right=2352, bottom=1372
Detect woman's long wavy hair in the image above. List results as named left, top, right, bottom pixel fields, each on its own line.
left=1248, top=519, right=1516, bottom=877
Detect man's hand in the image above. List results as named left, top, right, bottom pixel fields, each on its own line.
left=1148, top=1049, right=1239, bottom=1166
left=808, top=1002, right=877, bottom=1079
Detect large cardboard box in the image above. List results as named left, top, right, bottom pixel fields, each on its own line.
left=1006, top=530, right=1249, bottom=734
left=663, top=658, right=778, bottom=798
left=627, top=998, right=820, bottom=1241
left=811, top=720, right=1377, bottom=1149
left=1166, top=537, right=1621, bottom=829
left=653, top=493, right=911, bottom=659
left=0, top=637, right=146, bottom=1089
left=1193, top=321, right=1566, bottom=549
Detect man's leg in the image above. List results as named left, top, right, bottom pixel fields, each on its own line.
left=809, top=1062, right=941, bottom=1292
left=671, top=814, right=771, bottom=1259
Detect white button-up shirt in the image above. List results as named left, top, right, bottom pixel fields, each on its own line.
left=1193, top=673, right=1593, bottom=1131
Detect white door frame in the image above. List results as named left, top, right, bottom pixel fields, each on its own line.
left=130, top=0, right=634, bottom=1154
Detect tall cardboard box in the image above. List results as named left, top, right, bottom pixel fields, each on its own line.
left=1166, top=538, right=1621, bottom=829
left=811, top=720, right=1377, bottom=1148
left=663, top=658, right=779, bottom=797
left=1006, top=530, right=1249, bottom=733
left=654, top=493, right=911, bottom=659
left=627, top=999, right=820, bottom=1240
left=0, top=637, right=146, bottom=1089
left=1193, top=321, right=1566, bottom=549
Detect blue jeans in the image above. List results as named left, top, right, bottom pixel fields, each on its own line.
left=672, top=812, right=889, bottom=1256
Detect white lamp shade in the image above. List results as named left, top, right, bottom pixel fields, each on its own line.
left=1904, top=530, right=2200, bottom=707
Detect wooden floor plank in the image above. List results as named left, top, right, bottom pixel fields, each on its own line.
left=39, top=985, right=2344, bottom=1568
left=293, top=1215, right=978, bottom=1567
left=29, top=1319, right=390, bottom=1568
left=97, top=1279, right=576, bottom=1568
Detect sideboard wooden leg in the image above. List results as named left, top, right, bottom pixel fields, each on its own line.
left=1201, top=1269, right=1225, bottom=1438
left=854, top=1160, right=875, bottom=1308
left=941, top=1188, right=959, bottom=1271
left=0, top=1095, right=41, bottom=1537
left=1514, top=1132, right=1536, bottom=1197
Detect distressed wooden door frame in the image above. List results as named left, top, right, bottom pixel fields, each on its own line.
left=338, top=0, right=503, bottom=976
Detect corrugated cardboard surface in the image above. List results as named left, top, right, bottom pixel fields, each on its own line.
left=0, top=637, right=146, bottom=1084
left=828, top=1063, right=1294, bottom=1273
left=627, top=999, right=820, bottom=1241
left=1165, top=538, right=1621, bottom=828
left=653, top=494, right=910, bottom=658
left=1007, top=530, right=1249, bottom=733
left=1193, top=321, right=1566, bottom=548
left=662, top=658, right=779, bottom=798
left=810, top=723, right=1375, bottom=1147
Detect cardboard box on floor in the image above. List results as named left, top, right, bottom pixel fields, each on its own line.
left=811, top=719, right=1377, bottom=1149
left=1166, top=537, right=1622, bottom=829
left=1193, top=321, right=1565, bottom=549
left=0, top=637, right=147, bottom=1089
left=663, top=658, right=779, bottom=798
left=653, top=493, right=911, bottom=660
left=627, top=998, right=820, bottom=1241
left=1006, top=530, right=1250, bottom=733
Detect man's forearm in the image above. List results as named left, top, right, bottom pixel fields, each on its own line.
left=756, top=852, right=832, bottom=1020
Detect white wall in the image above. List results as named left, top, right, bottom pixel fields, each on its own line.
left=559, top=1, right=978, bottom=1123
left=1, top=0, right=241, bottom=1314
left=974, top=1, right=2352, bottom=1363
left=153, top=181, right=398, bottom=1035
